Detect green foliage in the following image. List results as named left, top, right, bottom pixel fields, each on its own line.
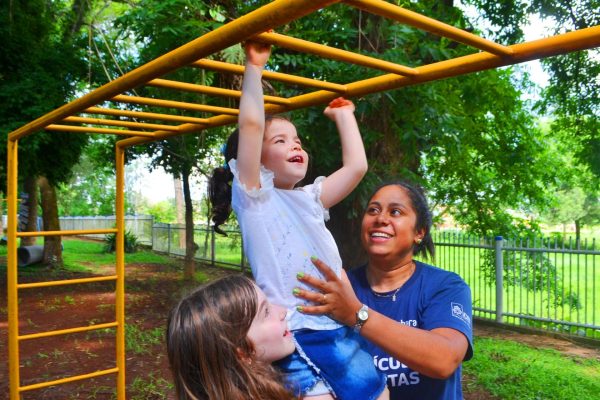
left=58, top=141, right=117, bottom=216
left=139, top=200, right=177, bottom=223
left=104, top=231, right=139, bottom=253
left=0, top=0, right=99, bottom=189
left=463, top=0, right=599, bottom=178
left=465, top=337, right=600, bottom=399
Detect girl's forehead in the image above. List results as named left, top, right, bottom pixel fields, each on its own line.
left=265, top=118, right=297, bottom=138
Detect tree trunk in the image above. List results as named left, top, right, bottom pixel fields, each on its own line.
left=328, top=199, right=368, bottom=269
left=182, top=169, right=196, bottom=280
left=174, top=176, right=186, bottom=249
left=21, top=176, right=39, bottom=246
left=38, top=176, right=63, bottom=267
left=574, top=219, right=581, bottom=249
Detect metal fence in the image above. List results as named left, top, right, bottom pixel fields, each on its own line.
left=57, top=217, right=600, bottom=340
left=58, top=215, right=154, bottom=245
left=151, top=223, right=248, bottom=271
left=431, top=232, right=598, bottom=339
left=154, top=225, right=599, bottom=340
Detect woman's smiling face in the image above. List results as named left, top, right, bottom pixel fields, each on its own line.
left=361, top=185, right=424, bottom=265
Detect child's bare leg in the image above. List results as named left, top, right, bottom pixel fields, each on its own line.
left=376, top=386, right=390, bottom=400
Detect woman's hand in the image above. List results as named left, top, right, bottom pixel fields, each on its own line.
left=294, top=257, right=363, bottom=327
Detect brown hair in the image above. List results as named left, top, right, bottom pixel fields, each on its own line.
left=166, top=275, right=295, bottom=399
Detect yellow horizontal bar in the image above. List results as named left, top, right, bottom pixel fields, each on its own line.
left=147, top=78, right=291, bottom=105
left=256, top=31, right=418, bottom=77
left=344, top=0, right=513, bottom=56
left=119, top=25, right=600, bottom=150
left=18, top=275, right=118, bottom=290
left=192, top=59, right=347, bottom=93
left=45, top=124, right=156, bottom=137
left=8, top=0, right=340, bottom=141
left=19, top=321, right=118, bottom=341
left=19, top=367, right=119, bottom=392
left=62, top=116, right=179, bottom=131
left=112, top=95, right=239, bottom=116
left=83, top=106, right=210, bottom=125
left=18, top=228, right=118, bottom=237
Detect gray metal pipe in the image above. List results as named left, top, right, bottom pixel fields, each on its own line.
left=17, top=245, right=44, bottom=267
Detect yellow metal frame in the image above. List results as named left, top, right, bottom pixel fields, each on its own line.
left=5, top=0, right=600, bottom=398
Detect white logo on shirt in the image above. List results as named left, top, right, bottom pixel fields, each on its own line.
left=451, top=302, right=471, bottom=327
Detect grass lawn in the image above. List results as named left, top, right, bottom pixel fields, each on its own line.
left=465, top=336, right=600, bottom=399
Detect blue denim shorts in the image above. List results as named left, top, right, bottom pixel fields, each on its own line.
left=274, top=326, right=387, bottom=399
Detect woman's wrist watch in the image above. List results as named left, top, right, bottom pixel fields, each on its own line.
left=354, top=304, right=369, bottom=332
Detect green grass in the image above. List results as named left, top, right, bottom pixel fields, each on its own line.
left=125, top=324, right=163, bottom=355
left=129, top=372, right=173, bottom=400
left=465, top=337, right=600, bottom=399
left=0, top=238, right=176, bottom=273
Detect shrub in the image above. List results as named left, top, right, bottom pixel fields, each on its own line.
left=104, top=230, right=138, bottom=253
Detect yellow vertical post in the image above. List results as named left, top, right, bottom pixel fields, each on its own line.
left=7, top=138, right=20, bottom=400
left=115, top=144, right=126, bottom=399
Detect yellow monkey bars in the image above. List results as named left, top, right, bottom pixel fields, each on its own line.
left=6, top=0, right=600, bottom=398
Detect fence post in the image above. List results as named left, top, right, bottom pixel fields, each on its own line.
left=495, top=235, right=504, bottom=323
left=167, top=224, right=171, bottom=256
left=241, top=235, right=245, bottom=273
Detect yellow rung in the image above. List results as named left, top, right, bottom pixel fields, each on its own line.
left=19, top=367, right=119, bottom=392
left=45, top=124, right=156, bottom=137
left=111, top=94, right=239, bottom=115
left=344, top=0, right=513, bottom=56
left=62, top=116, right=180, bottom=132
left=256, top=31, right=419, bottom=77
left=192, top=59, right=348, bottom=92
left=18, top=275, right=118, bottom=290
left=17, top=228, right=118, bottom=237
left=83, top=107, right=211, bottom=125
left=18, top=321, right=118, bottom=341
left=147, top=78, right=292, bottom=105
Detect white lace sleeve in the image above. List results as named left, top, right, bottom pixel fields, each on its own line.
left=228, top=159, right=274, bottom=198
left=300, top=176, right=330, bottom=221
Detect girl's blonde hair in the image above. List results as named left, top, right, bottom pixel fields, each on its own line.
left=166, top=274, right=295, bottom=399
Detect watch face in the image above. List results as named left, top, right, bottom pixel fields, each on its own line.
left=358, top=309, right=369, bottom=321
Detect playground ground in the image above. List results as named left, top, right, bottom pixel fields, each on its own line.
left=1, top=252, right=599, bottom=399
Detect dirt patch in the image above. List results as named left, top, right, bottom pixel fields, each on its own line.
left=1, top=258, right=597, bottom=399
left=473, top=321, right=600, bottom=361
left=0, top=259, right=237, bottom=400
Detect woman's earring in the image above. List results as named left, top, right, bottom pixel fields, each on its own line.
left=415, top=238, right=422, bottom=245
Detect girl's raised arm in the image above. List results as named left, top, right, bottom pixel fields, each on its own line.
left=236, top=41, right=271, bottom=190
left=320, top=98, right=368, bottom=209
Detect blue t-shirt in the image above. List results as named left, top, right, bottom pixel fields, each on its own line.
left=347, top=261, right=474, bottom=400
